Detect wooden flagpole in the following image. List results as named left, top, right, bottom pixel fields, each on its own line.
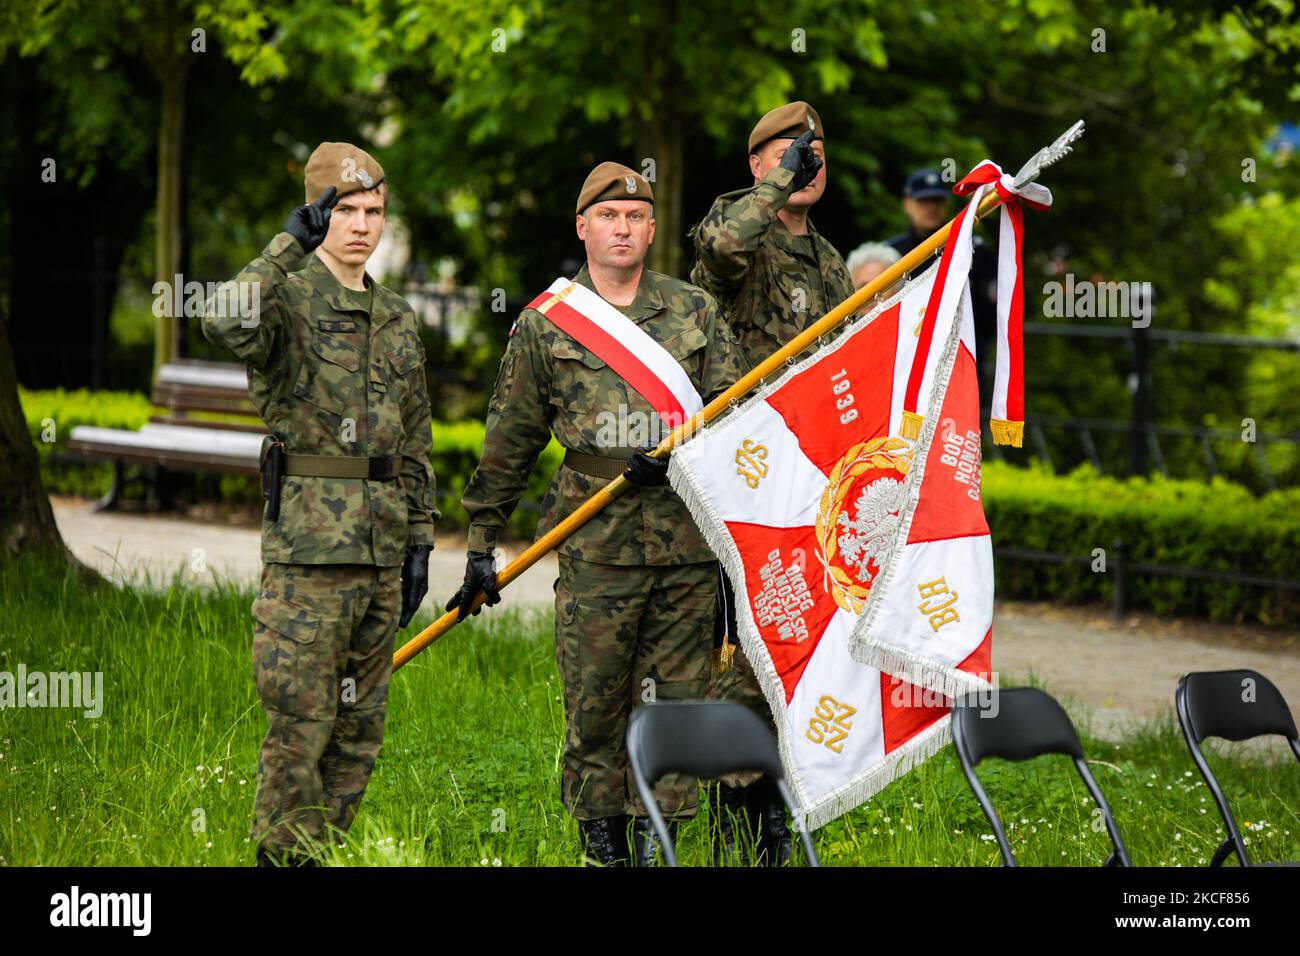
left=393, top=121, right=1085, bottom=671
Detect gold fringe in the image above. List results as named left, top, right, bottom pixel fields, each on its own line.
left=714, top=634, right=735, bottom=675
left=990, top=418, right=1024, bottom=447
left=900, top=411, right=923, bottom=440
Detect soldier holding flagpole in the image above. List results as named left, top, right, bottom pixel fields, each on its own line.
left=446, top=162, right=746, bottom=866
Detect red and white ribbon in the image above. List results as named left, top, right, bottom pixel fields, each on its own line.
left=528, top=277, right=703, bottom=427
left=954, top=161, right=1052, bottom=443
left=900, top=160, right=1051, bottom=446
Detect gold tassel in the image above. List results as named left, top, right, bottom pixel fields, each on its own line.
left=990, top=418, right=1024, bottom=447
left=714, top=633, right=735, bottom=675
left=900, top=410, right=923, bottom=440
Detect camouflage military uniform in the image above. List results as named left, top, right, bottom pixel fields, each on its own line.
left=690, top=165, right=854, bottom=369
left=202, top=232, right=438, bottom=858
left=690, top=163, right=853, bottom=769
left=462, top=263, right=745, bottom=821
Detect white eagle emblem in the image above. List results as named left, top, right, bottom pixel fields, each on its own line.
left=357, top=169, right=373, bottom=188
left=624, top=175, right=636, bottom=193
left=835, top=477, right=906, bottom=584
left=807, top=114, right=815, bottom=130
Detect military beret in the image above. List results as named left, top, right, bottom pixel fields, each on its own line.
left=576, top=162, right=654, bottom=214
left=748, top=101, right=823, bottom=154
left=304, top=142, right=386, bottom=203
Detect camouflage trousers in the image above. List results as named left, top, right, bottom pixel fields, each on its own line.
left=249, top=561, right=401, bottom=857
left=554, top=555, right=717, bottom=822
left=707, top=574, right=773, bottom=789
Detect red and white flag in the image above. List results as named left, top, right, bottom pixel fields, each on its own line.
left=850, top=165, right=1050, bottom=697
left=668, top=165, right=1045, bottom=825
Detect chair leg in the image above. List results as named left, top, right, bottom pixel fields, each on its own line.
left=1211, top=835, right=1236, bottom=868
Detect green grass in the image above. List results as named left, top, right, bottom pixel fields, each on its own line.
left=1, top=553, right=1296, bottom=867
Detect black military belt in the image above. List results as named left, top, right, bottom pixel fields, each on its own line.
left=283, top=453, right=398, bottom=481
left=563, top=449, right=629, bottom=480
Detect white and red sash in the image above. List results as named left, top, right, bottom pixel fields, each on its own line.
left=527, top=277, right=703, bottom=427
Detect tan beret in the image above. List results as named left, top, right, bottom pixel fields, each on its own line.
left=304, top=142, right=386, bottom=203
left=576, top=162, right=654, bottom=215
left=747, top=101, right=823, bottom=154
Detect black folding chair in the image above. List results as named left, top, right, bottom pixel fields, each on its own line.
left=952, top=687, right=1130, bottom=866
left=1175, top=669, right=1300, bottom=867
left=626, top=700, right=819, bottom=867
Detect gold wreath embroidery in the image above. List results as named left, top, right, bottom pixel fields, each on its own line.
left=813, top=437, right=912, bottom=615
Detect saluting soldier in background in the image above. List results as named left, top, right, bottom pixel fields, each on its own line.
left=447, top=162, right=746, bottom=866
left=690, top=101, right=854, bottom=865
left=203, top=142, right=438, bottom=866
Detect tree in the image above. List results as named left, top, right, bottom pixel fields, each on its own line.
left=392, top=0, right=892, bottom=276
left=0, top=303, right=86, bottom=568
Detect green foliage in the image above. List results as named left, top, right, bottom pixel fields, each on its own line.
left=1, top=552, right=1295, bottom=866
left=984, top=460, right=1300, bottom=625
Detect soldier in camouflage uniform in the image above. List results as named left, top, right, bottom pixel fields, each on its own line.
left=446, top=162, right=746, bottom=866
left=202, top=142, right=438, bottom=866
left=689, top=101, right=854, bottom=865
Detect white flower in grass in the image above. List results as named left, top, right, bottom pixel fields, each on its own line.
left=1174, top=832, right=1182, bottom=841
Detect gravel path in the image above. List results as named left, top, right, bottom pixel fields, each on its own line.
left=52, top=496, right=1299, bottom=748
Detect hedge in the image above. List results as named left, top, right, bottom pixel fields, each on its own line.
left=19, top=390, right=1299, bottom=624
left=982, top=460, right=1300, bottom=626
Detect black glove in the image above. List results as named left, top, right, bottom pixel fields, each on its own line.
left=282, top=185, right=339, bottom=253
left=398, top=544, right=432, bottom=629
left=623, top=450, right=669, bottom=488
left=778, top=129, right=822, bottom=192
left=444, top=550, right=501, bottom=622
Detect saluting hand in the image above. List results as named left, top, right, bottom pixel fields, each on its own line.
left=778, top=130, right=822, bottom=192
left=283, top=185, right=339, bottom=253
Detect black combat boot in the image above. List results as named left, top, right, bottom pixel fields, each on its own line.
left=631, top=815, right=679, bottom=867
left=707, top=780, right=760, bottom=866
left=749, top=776, right=794, bottom=867
left=256, top=845, right=318, bottom=867
left=578, top=815, right=630, bottom=866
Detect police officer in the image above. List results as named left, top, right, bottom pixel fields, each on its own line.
left=202, top=142, right=439, bottom=866
left=447, top=162, right=746, bottom=866
left=690, top=101, right=853, bottom=865
left=885, top=168, right=998, bottom=399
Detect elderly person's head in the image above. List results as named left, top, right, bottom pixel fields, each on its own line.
left=846, top=242, right=901, bottom=291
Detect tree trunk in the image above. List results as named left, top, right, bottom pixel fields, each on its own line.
left=152, top=0, right=185, bottom=382
left=0, top=304, right=73, bottom=560
left=638, top=0, right=684, bottom=278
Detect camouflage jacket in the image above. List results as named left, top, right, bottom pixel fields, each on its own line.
left=462, top=263, right=746, bottom=565
left=689, top=165, right=854, bottom=368
left=202, top=232, right=438, bottom=567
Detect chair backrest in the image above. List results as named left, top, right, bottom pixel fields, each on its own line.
left=626, top=701, right=818, bottom=867
left=952, top=687, right=1130, bottom=867
left=953, top=687, right=1085, bottom=766
left=629, top=699, right=785, bottom=783
left=1177, top=670, right=1299, bottom=745
left=1175, top=669, right=1300, bottom=867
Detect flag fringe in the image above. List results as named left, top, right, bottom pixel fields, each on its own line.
left=989, top=418, right=1024, bottom=447
left=668, top=266, right=954, bottom=830
left=852, top=292, right=989, bottom=703
left=800, top=717, right=952, bottom=832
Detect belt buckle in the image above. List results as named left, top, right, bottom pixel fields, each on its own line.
left=368, top=456, right=396, bottom=481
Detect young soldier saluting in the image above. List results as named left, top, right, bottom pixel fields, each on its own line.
left=203, top=142, right=438, bottom=866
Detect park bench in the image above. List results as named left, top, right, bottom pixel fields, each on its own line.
left=65, top=359, right=267, bottom=511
